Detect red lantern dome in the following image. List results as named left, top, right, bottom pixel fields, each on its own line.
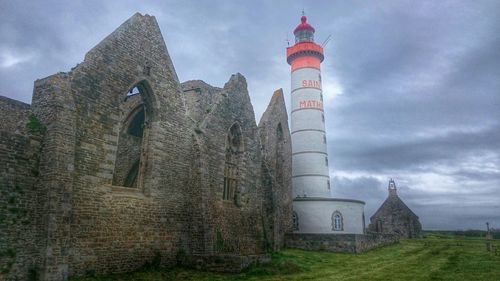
left=293, top=15, right=315, bottom=43
left=294, top=15, right=315, bottom=34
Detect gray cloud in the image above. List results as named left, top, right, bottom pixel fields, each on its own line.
left=330, top=123, right=500, bottom=172
left=1, top=0, right=499, bottom=230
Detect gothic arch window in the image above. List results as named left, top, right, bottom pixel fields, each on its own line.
left=113, top=81, right=153, bottom=188
left=292, top=211, right=299, bottom=231
left=223, top=123, right=243, bottom=204
left=126, top=85, right=140, bottom=97
left=123, top=160, right=140, bottom=187
left=332, top=211, right=343, bottom=231
left=127, top=106, right=145, bottom=137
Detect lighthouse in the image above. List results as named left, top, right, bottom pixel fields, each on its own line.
left=287, top=15, right=328, bottom=199
left=287, top=15, right=366, bottom=234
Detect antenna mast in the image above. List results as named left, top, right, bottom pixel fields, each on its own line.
left=322, top=34, right=332, bottom=47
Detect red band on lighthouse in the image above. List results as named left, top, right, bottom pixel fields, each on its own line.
left=290, top=56, right=321, bottom=72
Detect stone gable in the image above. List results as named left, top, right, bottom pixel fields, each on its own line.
left=258, top=89, right=293, bottom=250
left=368, top=180, right=422, bottom=238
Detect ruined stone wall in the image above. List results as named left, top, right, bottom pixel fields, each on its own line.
left=32, top=72, right=78, bottom=280
left=1, top=12, right=297, bottom=280
left=258, top=89, right=293, bottom=251
left=0, top=97, right=44, bottom=281
left=0, top=96, right=32, bottom=133
left=28, top=14, right=194, bottom=279
left=183, top=134, right=207, bottom=255
left=67, top=13, right=192, bottom=277
left=187, top=74, right=267, bottom=256
left=181, top=80, right=222, bottom=124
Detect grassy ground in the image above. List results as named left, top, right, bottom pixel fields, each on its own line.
left=73, top=234, right=500, bottom=281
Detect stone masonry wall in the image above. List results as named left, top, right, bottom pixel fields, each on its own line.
left=0, top=96, right=32, bottom=133
left=258, top=89, right=293, bottom=251
left=1, top=12, right=295, bottom=280
left=285, top=233, right=399, bottom=253
left=368, top=192, right=422, bottom=239
left=181, top=80, right=222, bottom=125
left=0, top=97, right=44, bottom=281
left=68, top=14, right=191, bottom=277
left=29, top=13, right=193, bottom=279
left=190, top=74, right=267, bottom=256
left=181, top=79, right=226, bottom=256
left=31, top=72, right=77, bottom=280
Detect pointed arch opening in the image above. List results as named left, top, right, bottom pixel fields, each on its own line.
left=123, top=160, right=140, bottom=187
left=223, top=123, right=243, bottom=204
left=113, top=81, right=154, bottom=188
left=332, top=211, right=343, bottom=231
left=127, top=107, right=145, bottom=137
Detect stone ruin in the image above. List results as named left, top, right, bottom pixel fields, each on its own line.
left=0, top=13, right=292, bottom=280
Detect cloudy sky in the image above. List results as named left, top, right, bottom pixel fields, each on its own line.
left=1, top=1, right=499, bottom=230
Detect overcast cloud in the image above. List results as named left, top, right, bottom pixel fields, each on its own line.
left=1, top=0, right=499, bottom=230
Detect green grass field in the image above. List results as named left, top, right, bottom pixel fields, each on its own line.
left=73, top=234, right=500, bottom=281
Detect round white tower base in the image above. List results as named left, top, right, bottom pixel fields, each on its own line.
left=293, top=198, right=366, bottom=234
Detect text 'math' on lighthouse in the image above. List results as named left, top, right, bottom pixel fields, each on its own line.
left=287, top=14, right=366, bottom=234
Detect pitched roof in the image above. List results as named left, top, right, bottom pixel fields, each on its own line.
left=370, top=192, right=419, bottom=221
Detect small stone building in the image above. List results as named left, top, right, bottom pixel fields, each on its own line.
left=368, top=179, right=422, bottom=238
left=0, top=13, right=292, bottom=280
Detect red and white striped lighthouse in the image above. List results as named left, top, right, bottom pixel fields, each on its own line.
left=287, top=15, right=329, bottom=199
left=287, top=15, right=366, bottom=234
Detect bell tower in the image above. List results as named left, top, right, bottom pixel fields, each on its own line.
left=388, top=178, right=398, bottom=197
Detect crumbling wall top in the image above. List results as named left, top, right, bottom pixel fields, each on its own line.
left=0, top=95, right=31, bottom=134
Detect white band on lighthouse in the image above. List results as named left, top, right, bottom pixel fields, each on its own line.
left=291, top=65, right=330, bottom=198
